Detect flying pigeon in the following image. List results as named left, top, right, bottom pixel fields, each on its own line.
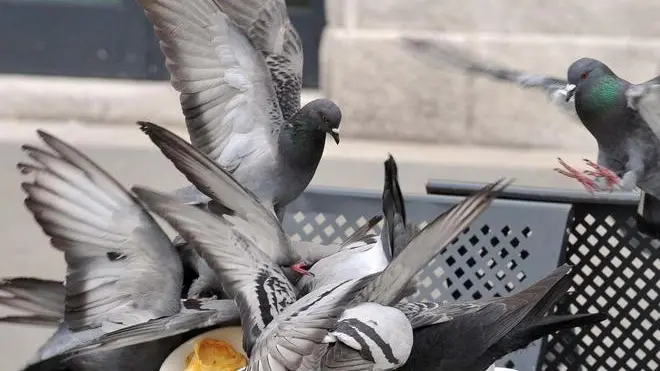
left=395, top=264, right=606, bottom=371
left=12, top=131, right=239, bottom=371
left=136, top=0, right=342, bottom=220
left=402, top=39, right=660, bottom=238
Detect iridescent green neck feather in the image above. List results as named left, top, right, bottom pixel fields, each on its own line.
left=584, top=75, right=621, bottom=110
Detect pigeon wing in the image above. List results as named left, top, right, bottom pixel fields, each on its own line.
left=137, top=0, right=285, bottom=172
left=216, top=0, right=304, bottom=120
left=19, top=131, right=182, bottom=332
left=627, top=77, right=660, bottom=142
left=401, top=38, right=577, bottom=117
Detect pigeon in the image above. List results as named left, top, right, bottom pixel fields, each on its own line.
left=0, top=277, right=64, bottom=327
left=400, top=38, right=578, bottom=118
left=557, top=60, right=660, bottom=239
left=402, top=39, right=660, bottom=238
left=136, top=0, right=342, bottom=221
left=395, top=264, right=606, bottom=371
left=11, top=130, right=238, bottom=371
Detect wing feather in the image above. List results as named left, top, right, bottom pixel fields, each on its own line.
left=19, top=131, right=182, bottom=332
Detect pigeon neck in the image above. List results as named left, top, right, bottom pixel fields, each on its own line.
left=278, top=118, right=326, bottom=170
left=581, top=75, right=621, bottom=113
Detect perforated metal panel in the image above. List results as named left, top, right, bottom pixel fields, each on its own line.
left=426, top=180, right=660, bottom=371
left=538, top=203, right=660, bottom=371
left=283, top=186, right=572, bottom=370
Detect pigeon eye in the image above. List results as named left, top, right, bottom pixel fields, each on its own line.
left=581, top=72, right=589, bottom=80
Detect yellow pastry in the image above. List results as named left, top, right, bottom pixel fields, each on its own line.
left=184, top=338, right=247, bottom=371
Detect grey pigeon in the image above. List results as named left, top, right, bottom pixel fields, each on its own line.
left=403, top=39, right=660, bottom=238
left=11, top=131, right=240, bottom=371
left=559, top=60, right=660, bottom=237
left=14, top=130, right=183, bottom=371
left=0, top=277, right=64, bottom=327
left=394, top=264, right=606, bottom=371
left=400, top=38, right=578, bottom=118
left=136, top=0, right=342, bottom=220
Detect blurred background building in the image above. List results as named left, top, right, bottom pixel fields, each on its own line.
left=2, top=0, right=660, bottom=150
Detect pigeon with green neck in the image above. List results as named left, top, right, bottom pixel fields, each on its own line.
left=556, top=58, right=660, bottom=200
left=402, top=40, right=660, bottom=236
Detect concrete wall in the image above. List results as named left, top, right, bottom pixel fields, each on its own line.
left=321, top=1, right=660, bottom=150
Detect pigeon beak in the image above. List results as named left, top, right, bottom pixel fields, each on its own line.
left=329, top=128, right=340, bottom=144
left=564, top=84, right=576, bottom=102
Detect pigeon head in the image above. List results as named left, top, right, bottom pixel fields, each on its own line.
left=564, top=58, right=616, bottom=102
left=298, top=99, right=342, bottom=144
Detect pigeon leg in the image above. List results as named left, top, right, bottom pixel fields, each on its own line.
left=554, top=157, right=600, bottom=193
left=582, top=159, right=621, bottom=191
left=291, top=261, right=315, bottom=277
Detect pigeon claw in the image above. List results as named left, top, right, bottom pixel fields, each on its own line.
left=554, top=157, right=600, bottom=193
left=582, top=159, right=621, bottom=190
left=292, top=261, right=315, bottom=277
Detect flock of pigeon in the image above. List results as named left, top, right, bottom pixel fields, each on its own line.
left=2, top=0, right=659, bottom=370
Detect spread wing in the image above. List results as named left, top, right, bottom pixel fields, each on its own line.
left=137, top=0, right=285, bottom=171
left=19, top=131, right=182, bottom=333
left=0, top=277, right=65, bottom=327
left=401, top=38, right=577, bottom=117
left=217, top=0, right=304, bottom=120
left=132, top=187, right=298, bottom=355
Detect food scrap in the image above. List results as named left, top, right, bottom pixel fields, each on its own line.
left=184, top=338, right=247, bottom=371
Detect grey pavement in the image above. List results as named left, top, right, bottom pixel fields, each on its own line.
left=0, top=120, right=595, bottom=369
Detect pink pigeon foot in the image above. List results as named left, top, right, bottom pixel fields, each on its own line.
left=291, top=261, right=315, bottom=277
left=554, top=157, right=600, bottom=193
left=582, top=158, right=621, bottom=191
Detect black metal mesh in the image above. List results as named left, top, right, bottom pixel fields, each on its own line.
left=538, top=203, right=660, bottom=371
